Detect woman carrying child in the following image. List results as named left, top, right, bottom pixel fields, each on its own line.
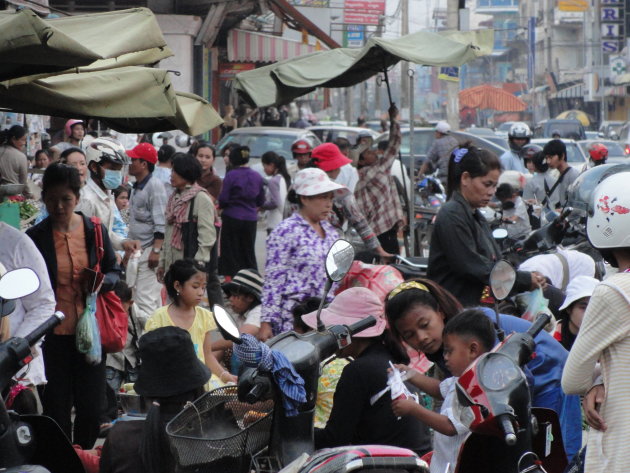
left=385, top=279, right=582, bottom=461
left=392, top=309, right=496, bottom=473
left=145, top=259, right=236, bottom=386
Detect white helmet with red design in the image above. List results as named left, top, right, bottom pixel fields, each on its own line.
left=587, top=172, right=630, bottom=249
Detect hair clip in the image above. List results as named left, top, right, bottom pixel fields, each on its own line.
left=453, top=148, right=468, bottom=163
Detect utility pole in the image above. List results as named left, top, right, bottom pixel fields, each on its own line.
left=374, top=17, right=384, bottom=118
left=400, top=0, right=410, bottom=111
left=445, top=0, right=460, bottom=130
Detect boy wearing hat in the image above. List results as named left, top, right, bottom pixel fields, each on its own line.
left=222, top=268, right=263, bottom=335
left=417, top=120, right=458, bottom=182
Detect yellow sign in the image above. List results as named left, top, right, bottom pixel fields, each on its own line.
left=558, top=0, right=588, bottom=12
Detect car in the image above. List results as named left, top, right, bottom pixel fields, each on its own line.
left=598, top=120, right=625, bottom=139
left=375, top=128, right=509, bottom=172
left=615, top=122, right=630, bottom=154
left=578, top=140, right=628, bottom=164
left=215, top=127, right=321, bottom=163
left=532, top=119, right=586, bottom=140
left=463, top=127, right=496, bottom=137
left=530, top=138, right=588, bottom=170
left=494, top=121, right=516, bottom=138
left=585, top=131, right=599, bottom=140
left=307, top=126, right=380, bottom=146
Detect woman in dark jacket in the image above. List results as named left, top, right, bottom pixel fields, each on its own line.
left=427, top=144, right=544, bottom=307
left=27, top=163, right=120, bottom=449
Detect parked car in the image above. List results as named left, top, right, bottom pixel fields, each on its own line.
left=615, top=121, right=630, bottom=154
left=598, top=120, right=625, bottom=139
left=215, top=127, right=321, bottom=162
left=578, top=140, right=628, bottom=164
left=375, top=128, right=509, bottom=172
left=307, top=125, right=380, bottom=146
left=530, top=138, right=588, bottom=170
left=494, top=121, right=516, bottom=137
left=532, top=119, right=586, bottom=140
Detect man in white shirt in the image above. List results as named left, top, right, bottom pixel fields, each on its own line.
left=82, top=137, right=141, bottom=255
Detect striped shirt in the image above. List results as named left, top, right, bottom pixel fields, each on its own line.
left=355, top=121, right=404, bottom=236
left=562, top=273, right=630, bottom=473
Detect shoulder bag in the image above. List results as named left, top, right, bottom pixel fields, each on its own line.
left=91, top=217, right=128, bottom=353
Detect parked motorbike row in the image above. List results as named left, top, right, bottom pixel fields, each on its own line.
left=0, top=241, right=566, bottom=473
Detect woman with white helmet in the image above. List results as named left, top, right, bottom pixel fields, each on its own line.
left=499, top=122, right=532, bottom=174
left=562, top=171, right=630, bottom=473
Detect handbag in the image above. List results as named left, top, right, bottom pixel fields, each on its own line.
left=181, top=196, right=199, bottom=260
left=91, top=217, right=128, bottom=353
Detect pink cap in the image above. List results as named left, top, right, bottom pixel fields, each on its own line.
left=301, top=287, right=387, bottom=338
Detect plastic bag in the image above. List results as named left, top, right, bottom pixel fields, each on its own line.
left=519, top=288, right=556, bottom=333
left=76, top=293, right=102, bottom=365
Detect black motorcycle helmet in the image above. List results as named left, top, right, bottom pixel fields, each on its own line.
left=521, top=144, right=546, bottom=173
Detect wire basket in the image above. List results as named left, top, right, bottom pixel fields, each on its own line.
left=166, top=385, right=273, bottom=472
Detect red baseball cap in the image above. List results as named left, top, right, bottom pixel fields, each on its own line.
left=127, top=143, right=158, bottom=164
left=311, top=143, right=352, bottom=172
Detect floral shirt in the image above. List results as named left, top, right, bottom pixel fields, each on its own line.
left=261, top=212, right=341, bottom=335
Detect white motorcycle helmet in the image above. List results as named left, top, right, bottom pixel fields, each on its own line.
left=586, top=172, right=630, bottom=251
left=85, top=137, right=130, bottom=166
left=508, top=122, right=532, bottom=139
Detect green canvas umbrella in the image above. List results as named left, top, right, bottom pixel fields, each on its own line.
left=234, top=29, right=493, bottom=107
left=0, top=67, right=222, bottom=135
left=0, top=7, right=171, bottom=82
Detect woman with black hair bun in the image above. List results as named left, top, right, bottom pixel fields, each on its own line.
left=0, top=125, right=32, bottom=198
left=428, top=143, right=545, bottom=307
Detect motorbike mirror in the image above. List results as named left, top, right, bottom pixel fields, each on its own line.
left=489, top=260, right=517, bottom=302
left=0, top=268, right=40, bottom=302
left=325, top=239, right=355, bottom=282
left=315, top=239, right=355, bottom=332
left=212, top=305, right=242, bottom=344
left=492, top=228, right=508, bottom=240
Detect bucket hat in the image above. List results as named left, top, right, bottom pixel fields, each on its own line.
left=222, top=268, right=263, bottom=302
left=134, top=326, right=210, bottom=398
left=301, top=287, right=387, bottom=338
left=559, top=275, right=600, bottom=311
left=293, top=168, right=349, bottom=198
left=311, top=143, right=352, bottom=172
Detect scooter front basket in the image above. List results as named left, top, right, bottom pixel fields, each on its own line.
left=166, top=385, right=273, bottom=472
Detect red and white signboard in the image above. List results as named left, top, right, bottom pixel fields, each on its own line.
left=343, top=0, right=386, bottom=25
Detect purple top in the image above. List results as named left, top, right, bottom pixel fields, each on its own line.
left=261, top=212, right=341, bottom=335
left=218, top=167, right=265, bottom=221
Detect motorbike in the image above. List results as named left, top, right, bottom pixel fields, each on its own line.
left=454, top=261, right=567, bottom=473
left=0, top=268, right=84, bottom=473
left=166, top=239, right=429, bottom=473
left=412, top=174, right=445, bottom=258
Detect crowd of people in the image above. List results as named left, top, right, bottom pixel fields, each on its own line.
left=0, top=111, right=626, bottom=473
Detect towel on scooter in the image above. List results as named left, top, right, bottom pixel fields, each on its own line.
left=234, top=334, right=306, bottom=416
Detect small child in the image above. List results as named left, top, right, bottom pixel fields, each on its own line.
left=554, top=275, right=599, bottom=351
left=261, top=151, right=291, bottom=234
left=215, top=268, right=264, bottom=374
left=145, top=259, right=236, bottom=387
left=392, top=309, right=496, bottom=473
left=496, top=182, right=531, bottom=240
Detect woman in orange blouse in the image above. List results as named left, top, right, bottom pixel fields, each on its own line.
left=27, top=163, right=121, bottom=449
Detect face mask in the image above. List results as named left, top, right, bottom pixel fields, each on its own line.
left=102, top=169, right=122, bottom=190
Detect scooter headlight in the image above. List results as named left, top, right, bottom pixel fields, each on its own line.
left=478, top=353, right=523, bottom=391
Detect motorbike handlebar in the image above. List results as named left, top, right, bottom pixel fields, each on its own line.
left=498, top=414, right=517, bottom=446
left=348, top=316, right=377, bottom=336
left=526, top=313, right=551, bottom=339
left=25, top=312, right=65, bottom=346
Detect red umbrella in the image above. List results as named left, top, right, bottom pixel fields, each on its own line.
left=459, top=84, right=527, bottom=112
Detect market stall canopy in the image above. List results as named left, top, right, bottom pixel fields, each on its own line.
left=0, top=67, right=222, bottom=135
left=459, top=84, right=527, bottom=112
left=0, top=7, right=171, bottom=82
left=234, top=29, right=494, bottom=107
left=556, top=109, right=592, bottom=126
